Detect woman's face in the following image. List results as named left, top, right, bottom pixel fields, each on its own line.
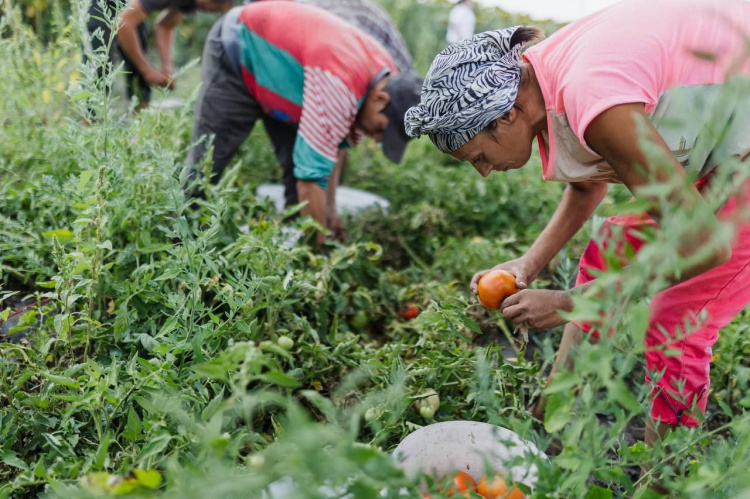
left=449, top=111, right=534, bottom=177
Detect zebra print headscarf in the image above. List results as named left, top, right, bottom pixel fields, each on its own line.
left=404, top=27, right=525, bottom=153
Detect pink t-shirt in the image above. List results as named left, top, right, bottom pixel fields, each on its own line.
left=524, top=0, right=750, bottom=183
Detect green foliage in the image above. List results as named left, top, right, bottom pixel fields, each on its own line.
left=1, top=2, right=749, bottom=499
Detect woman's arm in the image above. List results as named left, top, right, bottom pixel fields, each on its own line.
left=471, top=180, right=607, bottom=291
left=524, top=181, right=608, bottom=280
left=499, top=103, right=733, bottom=329
left=584, top=103, right=732, bottom=283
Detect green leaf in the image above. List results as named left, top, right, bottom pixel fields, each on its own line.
left=191, top=362, right=229, bottom=381
left=134, top=396, right=159, bottom=415
left=77, top=170, right=95, bottom=193
left=1, top=452, right=30, bottom=471
left=94, top=432, right=113, bottom=469
left=138, top=433, right=172, bottom=462
left=543, top=371, right=579, bottom=395
left=43, top=228, right=74, bottom=243
left=460, top=315, right=482, bottom=334
left=122, top=406, right=143, bottom=442
left=155, top=316, right=178, bottom=338
left=34, top=458, right=47, bottom=478
left=71, top=90, right=93, bottom=101
left=43, top=372, right=79, bottom=389
left=138, top=333, right=159, bottom=352
left=154, top=269, right=181, bottom=282
left=608, top=380, right=642, bottom=413
left=259, top=372, right=302, bottom=388
left=201, top=388, right=225, bottom=422
left=54, top=313, right=71, bottom=340
left=51, top=394, right=81, bottom=402
left=633, top=486, right=668, bottom=499
left=133, top=469, right=162, bottom=489
left=585, top=485, right=613, bottom=499
left=544, top=390, right=575, bottom=433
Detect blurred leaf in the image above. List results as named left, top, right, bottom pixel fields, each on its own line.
left=132, top=469, right=162, bottom=489
left=585, top=485, right=613, bottom=499
left=1, top=452, right=29, bottom=471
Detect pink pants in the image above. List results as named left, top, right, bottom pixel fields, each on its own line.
left=576, top=179, right=750, bottom=427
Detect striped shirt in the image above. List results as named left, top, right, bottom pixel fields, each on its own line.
left=246, top=0, right=413, bottom=73
left=225, top=1, right=395, bottom=187
left=297, top=0, right=412, bottom=73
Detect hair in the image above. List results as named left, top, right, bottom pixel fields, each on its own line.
left=509, top=26, right=546, bottom=49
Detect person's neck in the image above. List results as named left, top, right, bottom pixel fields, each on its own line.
left=521, top=63, right=547, bottom=136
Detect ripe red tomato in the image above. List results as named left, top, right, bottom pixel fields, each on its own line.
left=399, top=304, right=419, bottom=320
left=446, top=471, right=476, bottom=497
left=506, top=486, right=525, bottom=499
left=477, top=474, right=508, bottom=498
left=477, top=270, right=519, bottom=310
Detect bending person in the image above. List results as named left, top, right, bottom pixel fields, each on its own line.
left=86, top=0, right=231, bottom=109
left=185, top=1, right=421, bottom=242
left=405, top=0, right=750, bottom=476
left=246, top=0, right=415, bottom=238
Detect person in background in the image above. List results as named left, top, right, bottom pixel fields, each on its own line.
left=446, top=0, right=476, bottom=44
left=185, top=1, right=422, bottom=243
left=248, top=0, right=413, bottom=73
left=86, top=0, right=231, bottom=110
left=407, top=0, right=750, bottom=485
left=246, top=0, right=416, bottom=238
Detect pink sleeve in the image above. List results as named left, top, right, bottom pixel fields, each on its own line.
left=561, top=60, right=661, bottom=148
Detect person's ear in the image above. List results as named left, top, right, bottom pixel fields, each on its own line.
left=499, top=108, right=517, bottom=125
left=373, top=89, right=390, bottom=110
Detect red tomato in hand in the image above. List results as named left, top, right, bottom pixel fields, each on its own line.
left=477, top=270, right=519, bottom=310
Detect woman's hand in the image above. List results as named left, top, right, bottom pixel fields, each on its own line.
left=500, top=289, right=573, bottom=329
left=470, top=257, right=538, bottom=294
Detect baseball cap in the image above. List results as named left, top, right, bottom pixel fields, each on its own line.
left=382, top=70, right=423, bottom=163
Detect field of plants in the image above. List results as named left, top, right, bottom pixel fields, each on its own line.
left=1, top=1, right=750, bottom=497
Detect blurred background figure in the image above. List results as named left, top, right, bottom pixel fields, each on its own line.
left=244, top=0, right=411, bottom=72
left=243, top=0, right=418, bottom=240
left=298, top=0, right=413, bottom=74
left=446, top=0, right=475, bottom=44
left=185, top=2, right=422, bottom=243
left=86, top=0, right=232, bottom=111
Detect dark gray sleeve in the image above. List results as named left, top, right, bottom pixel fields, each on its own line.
left=137, top=0, right=170, bottom=14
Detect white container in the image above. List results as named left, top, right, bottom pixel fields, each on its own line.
left=392, top=421, right=547, bottom=488
left=256, top=184, right=390, bottom=215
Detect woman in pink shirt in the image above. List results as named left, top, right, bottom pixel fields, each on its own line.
left=406, top=0, right=750, bottom=461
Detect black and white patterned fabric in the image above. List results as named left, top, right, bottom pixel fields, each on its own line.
left=405, top=27, right=524, bottom=153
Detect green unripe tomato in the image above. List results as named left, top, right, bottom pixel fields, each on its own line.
left=419, top=405, right=435, bottom=420
left=364, top=407, right=377, bottom=422
left=349, top=311, right=370, bottom=330
left=277, top=335, right=294, bottom=351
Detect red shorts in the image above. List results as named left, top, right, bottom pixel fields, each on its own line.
left=576, top=179, right=750, bottom=427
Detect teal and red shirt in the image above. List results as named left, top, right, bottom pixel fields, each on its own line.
left=223, top=1, right=395, bottom=186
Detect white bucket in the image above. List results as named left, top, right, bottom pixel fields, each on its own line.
left=256, top=184, right=390, bottom=215
left=149, top=97, right=186, bottom=110
left=392, top=421, right=547, bottom=488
